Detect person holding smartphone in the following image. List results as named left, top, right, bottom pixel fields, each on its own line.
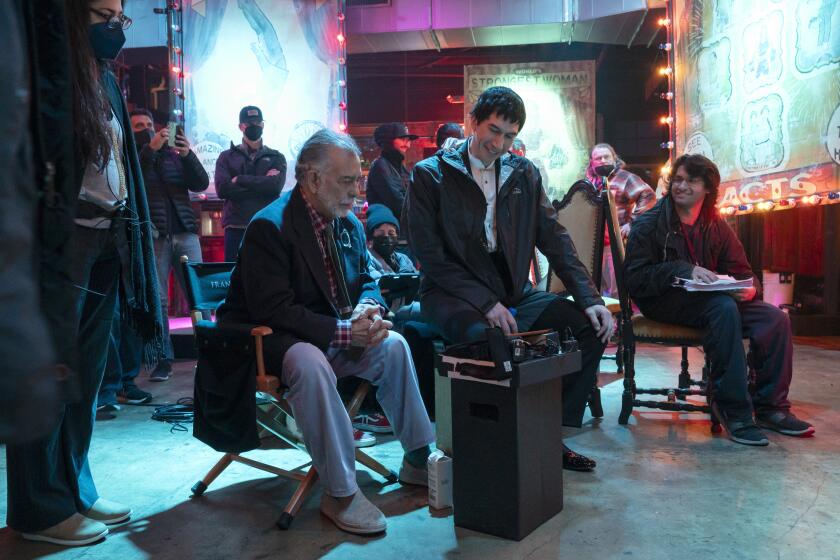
left=215, top=105, right=287, bottom=260
left=129, top=109, right=209, bottom=383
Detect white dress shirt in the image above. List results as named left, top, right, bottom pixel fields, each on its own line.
left=467, top=138, right=498, bottom=251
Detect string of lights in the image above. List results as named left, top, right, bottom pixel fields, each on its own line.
left=155, top=1, right=185, bottom=126
left=657, top=2, right=674, bottom=179
left=337, top=0, right=348, bottom=132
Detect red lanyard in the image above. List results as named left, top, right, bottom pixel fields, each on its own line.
left=680, top=222, right=699, bottom=266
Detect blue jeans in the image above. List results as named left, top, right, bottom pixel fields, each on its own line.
left=97, top=295, right=144, bottom=404
left=154, top=232, right=203, bottom=367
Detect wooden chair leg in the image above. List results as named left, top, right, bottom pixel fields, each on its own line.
left=192, top=453, right=234, bottom=496
left=277, top=467, right=319, bottom=530
left=356, top=449, right=399, bottom=483
left=346, top=381, right=369, bottom=419
left=588, top=384, right=604, bottom=418
left=618, top=331, right=636, bottom=425
left=678, top=346, right=691, bottom=389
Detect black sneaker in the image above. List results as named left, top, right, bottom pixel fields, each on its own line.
left=756, top=411, right=815, bottom=437
left=95, top=403, right=120, bottom=421
left=712, top=402, right=769, bottom=446
left=149, top=363, right=171, bottom=382
left=118, top=382, right=152, bottom=405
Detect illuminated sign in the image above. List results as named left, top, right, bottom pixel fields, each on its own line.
left=674, top=0, right=840, bottom=207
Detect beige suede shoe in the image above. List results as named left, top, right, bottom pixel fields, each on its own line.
left=83, top=498, right=132, bottom=525
left=320, top=491, right=386, bottom=535
left=21, top=513, right=108, bottom=546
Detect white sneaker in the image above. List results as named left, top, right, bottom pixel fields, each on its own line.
left=21, top=513, right=108, bottom=546
left=83, top=498, right=132, bottom=525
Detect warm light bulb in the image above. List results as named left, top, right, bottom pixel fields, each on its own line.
left=756, top=201, right=775, bottom=212
left=660, top=115, right=673, bottom=125
left=658, top=66, right=672, bottom=76
left=336, top=33, right=345, bottom=43
left=660, top=164, right=671, bottom=175
left=801, top=194, right=822, bottom=205
left=338, top=123, right=347, bottom=132
left=719, top=207, right=736, bottom=216
left=658, top=17, right=670, bottom=26
left=171, top=66, right=181, bottom=74
left=660, top=91, right=674, bottom=100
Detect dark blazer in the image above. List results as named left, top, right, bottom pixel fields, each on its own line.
left=217, top=186, right=385, bottom=365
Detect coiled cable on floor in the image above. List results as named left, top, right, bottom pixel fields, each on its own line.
left=151, top=397, right=194, bottom=433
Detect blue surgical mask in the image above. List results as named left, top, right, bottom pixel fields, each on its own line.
left=88, top=22, right=126, bottom=61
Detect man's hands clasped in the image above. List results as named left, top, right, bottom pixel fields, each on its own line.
left=350, top=303, right=392, bottom=349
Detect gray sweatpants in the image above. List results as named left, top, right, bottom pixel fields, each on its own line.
left=280, top=332, right=434, bottom=497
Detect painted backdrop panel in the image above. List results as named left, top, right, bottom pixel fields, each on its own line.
left=464, top=60, right=596, bottom=202
left=185, top=0, right=338, bottom=193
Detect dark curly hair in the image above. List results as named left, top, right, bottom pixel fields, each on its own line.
left=668, top=153, right=721, bottom=223
left=470, top=86, right=526, bottom=130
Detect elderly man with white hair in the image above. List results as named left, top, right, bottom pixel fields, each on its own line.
left=217, top=129, right=434, bottom=536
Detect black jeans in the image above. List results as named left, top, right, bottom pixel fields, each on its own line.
left=639, top=291, right=793, bottom=421
left=443, top=292, right=605, bottom=428
left=224, top=227, right=246, bottom=262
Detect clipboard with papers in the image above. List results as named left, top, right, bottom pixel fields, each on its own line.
left=673, top=275, right=754, bottom=292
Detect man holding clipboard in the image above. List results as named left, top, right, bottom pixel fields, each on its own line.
left=624, top=154, right=814, bottom=446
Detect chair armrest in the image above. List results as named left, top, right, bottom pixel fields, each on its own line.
left=251, top=326, right=273, bottom=337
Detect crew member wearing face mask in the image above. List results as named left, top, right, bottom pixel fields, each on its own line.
left=365, top=204, right=416, bottom=277
left=214, top=105, right=287, bottom=260
left=121, top=110, right=207, bottom=386
left=6, top=0, right=165, bottom=547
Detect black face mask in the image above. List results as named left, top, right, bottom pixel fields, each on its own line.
left=244, top=124, right=263, bottom=141
left=372, top=235, right=399, bottom=259
left=88, top=22, right=126, bottom=61
left=134, top=129, right=154, bottom=148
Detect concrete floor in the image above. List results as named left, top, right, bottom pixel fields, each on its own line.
left=2, top=342, right=839, bottom=560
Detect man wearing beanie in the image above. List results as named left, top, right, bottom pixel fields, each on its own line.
left=366, top=123, right=418, bottom=219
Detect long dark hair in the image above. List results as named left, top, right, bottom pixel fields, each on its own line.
left=668, top=153, right=721, bottom=224
left=66, top=0, right=112, bottom=169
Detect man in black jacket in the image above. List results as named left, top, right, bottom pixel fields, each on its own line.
left=217, top=129, right=433, bottom=536
left=215, top=105, right=286, bottom=260
left=624, top=153, right=814, bottom=445
left=131, top=109, right=209, bottom=382
left=365, top=122, right=417, bottom=220
left=406, top=86, right=612, bottom=471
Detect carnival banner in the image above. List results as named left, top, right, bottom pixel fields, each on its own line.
left=464, top=60, right=596, bottom=202
left=674, top=0, right=840, bottom=205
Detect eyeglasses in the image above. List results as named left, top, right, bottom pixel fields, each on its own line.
left=670, top=176, right=704, bottom=187
left=90, top=8, right=133, bottom=30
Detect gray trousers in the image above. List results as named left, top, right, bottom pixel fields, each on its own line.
left=154, top=232, right=203, bottom=363
left=279, top=333, right=434, bottom=497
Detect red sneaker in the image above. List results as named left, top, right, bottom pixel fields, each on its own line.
left=353, top=429, right=376, bottom=448
left=352, top=413, right=393, bottom=434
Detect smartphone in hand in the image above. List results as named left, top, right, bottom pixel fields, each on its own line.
left=167, top=121, right=178, bottom=147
